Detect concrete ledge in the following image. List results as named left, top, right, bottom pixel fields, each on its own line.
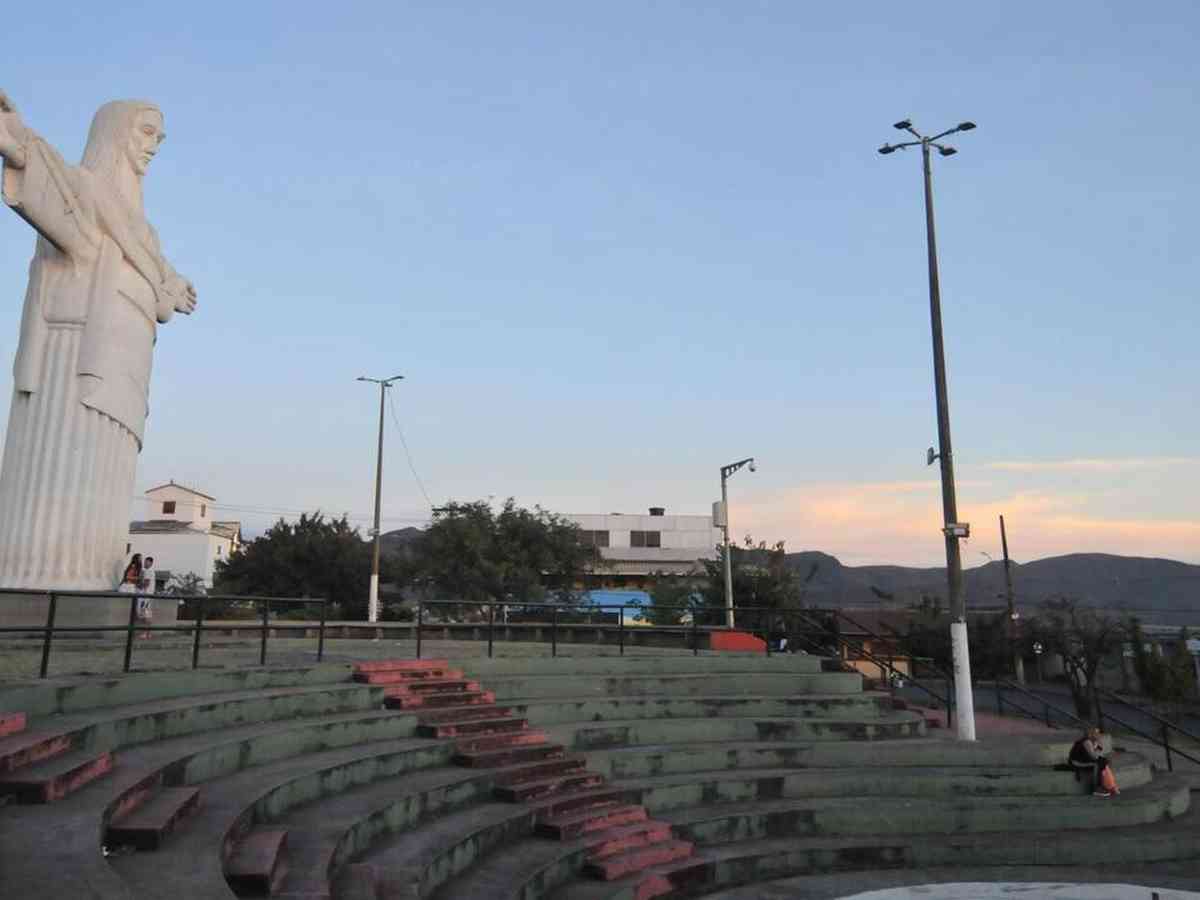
left=545, top=712, right=927, bottom=749
left=0, top=663, right=354, bottom=718
left=481, top=672, right=861, bottom=701
left=505, top=694, right=891, bottom=728
left=455, top=655, right=826, bottom=678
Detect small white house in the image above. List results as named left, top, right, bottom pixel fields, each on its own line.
left=127, top=482, right=241, bottom=590
left=564, top=507, right=722, bottom=589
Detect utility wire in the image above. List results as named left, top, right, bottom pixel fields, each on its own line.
left=386, top=389, right=434, bottom=510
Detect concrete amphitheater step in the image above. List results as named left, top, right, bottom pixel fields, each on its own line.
left=481, top=672, right=862, bottom=701
left=108, top=745, right=471, bottom=899
left=352, top=669, right=466, bottom=685
left=224, top=827, right=289, bottom=896
left=0, top=745, right=115, bottom=803
left=0, top=663, right=356, bottom=718
left=383, top=678, right=482, bottom=696
left=583, top=736, right=1077, bottom=779
left=456, top=742, right=569, bottom=768
left=106, top=786, right=202, bottom=850
left=0, top=711, right=438, bottom=899
left=548, top=782, right=1198, bottom=900
left=456, top=729, right=548, bottom=753
left=583, top=839, right=694, bottom=880
left=0, top=681, right=387, bottom=778
left=505, top=693, right=893, bottom=729
left=492, top=754, right=589, bottom=786
left=545, top=711, right=926, bottom=751
left=494, top=769, right=607, bottom=802
left=453, top=656, right=826, bottom=678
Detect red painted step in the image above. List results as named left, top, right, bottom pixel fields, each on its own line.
left=418, top=716, right=528, bottom=739
left=0, top=713, right=26, bottom=738
left=454, top=742, right=566, bottom=769
left=354, top=669, right=466, bottom=685
left=494, top=770, right=605, bottom=802
left=537, top=801, right=648, bottom=840
left=384, top=689, right=495, bottom=711
left=488, top=749, right=581, bottom=781
left=0, top=749, right=114, bottom=803
left=453, top=727, right=543, bottom=752
left=416, top=705, right=514, bottom=725
left=584, top=839, right=694, bottom=880
left=352, top=658, right=449, bottom=673
left=583, top=820, right=674, bottom=860
left=106, top=786, right=202, bottom=850
left=0, top=731, right=74, bottom=775
left=383, top=678, right=481, bottom=695
left=224, top=827, right=289, bottom=895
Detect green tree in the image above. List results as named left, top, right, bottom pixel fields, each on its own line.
left=1027, top=597, right=1126, bottom=721
left=1129, top=619, right=1196, bottom=714
left=630, top=572, right=703, bottom=626
left=411, top=499, right=600, bottom=611
left=693, top=537, right=802, bottom=633
left=213, top=513, right=385, bottom=619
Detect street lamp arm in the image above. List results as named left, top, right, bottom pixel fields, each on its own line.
left=721, top=457, right=755, bottom=478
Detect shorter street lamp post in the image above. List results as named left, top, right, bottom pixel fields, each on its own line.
left=719, top=457, right=756, bottom=630
left=358, top=373, right=404, bottom=623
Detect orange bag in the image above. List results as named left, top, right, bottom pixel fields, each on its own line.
left=1100, top=765, right=1119, bottom=794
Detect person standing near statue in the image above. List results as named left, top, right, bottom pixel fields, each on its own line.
left=0, top=91, right=197, bottom=591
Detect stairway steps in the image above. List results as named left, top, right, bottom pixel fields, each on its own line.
left=491, top=754, right=586, bottom=785
left=418, top=715, right=525, bottom=739
left=584, top=839, right=694, bottom=880
left=584, top=820, right=675, bottom=860
left=383, top=679, right=481, bottom=695
left=384, top=690, right=495, bottom=710
left=225, top=827, right=289, bottom=896
left=0, top=712, right=26, bottom=738
left=106, top=787, right=202, bottom=850
left=455, top=742, right=566, bottom=769
left=353, top=670, right=465, bottom=686
left=0, top=730, right=73, bottom=775
left=495, top=770, right=606, bottom=802
left=352, top=658, right=449, bottom=673
left=0, top=748, right=114, bottom=803
left=417, top=705, right=515, bottom=725
left=453, top=727, right=543, bottom=752
left=538, top=801, right=648, bottom=840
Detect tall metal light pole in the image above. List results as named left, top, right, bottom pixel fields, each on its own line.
left=879, top=118, right=977, bottom=740
left=358, top=374, right=404, bottom=623
left=719, top=457, right=755, bottom=630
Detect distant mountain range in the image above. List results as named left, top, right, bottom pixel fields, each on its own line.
left=380, top=526, right=1198, bottom=626
left=782, top=551, right=1200, bottom=626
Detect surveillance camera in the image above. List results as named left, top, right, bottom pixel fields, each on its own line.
left=749, top=461, right=757, bottom=473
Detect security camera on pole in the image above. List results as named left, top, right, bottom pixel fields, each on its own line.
left=879, top=118, right=978, bottom=741
left=716, top=457, right=755, bottom=630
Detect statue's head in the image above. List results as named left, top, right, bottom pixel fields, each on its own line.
left=81, top=100, right=164, bottom=180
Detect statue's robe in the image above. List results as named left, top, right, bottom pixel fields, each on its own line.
left=0, top=135, right=183, bottom=589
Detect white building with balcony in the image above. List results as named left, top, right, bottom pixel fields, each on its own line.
left=565, top=507, right=722, bottom=589
left=127, top=482, right=241, bottom=590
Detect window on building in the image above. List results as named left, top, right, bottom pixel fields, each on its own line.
left=630, top=530, right=661, bottom=548
left=201, top=503, right=207, bottom=517
left=126, top=542, right=131, bottom=554
left=162, top=501, right=176, bottom=514
left=578, top=530, right=610, bottom=548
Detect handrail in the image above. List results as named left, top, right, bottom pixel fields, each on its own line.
left=995, top=678, right=1200, bottom=772
left=0, top=588, right=328, bottom=677
left=832, top=607, right=956, bottom=684
left=1098, top=687, right=1200, bottom=744
left=993, top=678, right=1087, bottom=729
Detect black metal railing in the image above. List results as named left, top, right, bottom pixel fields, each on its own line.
left=991, top=678, right=1200, bottom=772
left=0, top=588, right=327, bottom=678
left=1097, top=687, right=1200, bottom=773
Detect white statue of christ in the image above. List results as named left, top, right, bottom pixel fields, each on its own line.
left=0, top=92, right=197, bottom=589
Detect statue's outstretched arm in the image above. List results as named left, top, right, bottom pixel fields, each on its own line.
left=0, top=90, right=29, bottom=168
left=0, top=91, right=102, bottom=259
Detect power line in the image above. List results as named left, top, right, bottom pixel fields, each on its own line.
left=386, top=389, right=434, bottom=510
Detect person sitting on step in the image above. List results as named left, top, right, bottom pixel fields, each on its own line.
left=1069, top=726, right=1119, bottom=797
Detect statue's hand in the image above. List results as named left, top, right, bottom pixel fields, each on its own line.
left=171, top=276, right=197, bottom=314
left=0, top=90, right=29, bottom=167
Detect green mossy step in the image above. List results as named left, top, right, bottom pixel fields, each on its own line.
left=105, top=786, right=201, bottom=850
left=483, top=672, right=861, bottom=701
left=455, top=655, right=825, bottom=678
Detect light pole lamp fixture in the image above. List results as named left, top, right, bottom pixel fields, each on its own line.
left=719, top=457, right=756, bottom=630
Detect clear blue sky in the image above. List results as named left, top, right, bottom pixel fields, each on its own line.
left=2, top=1, right=1197, bottom=566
